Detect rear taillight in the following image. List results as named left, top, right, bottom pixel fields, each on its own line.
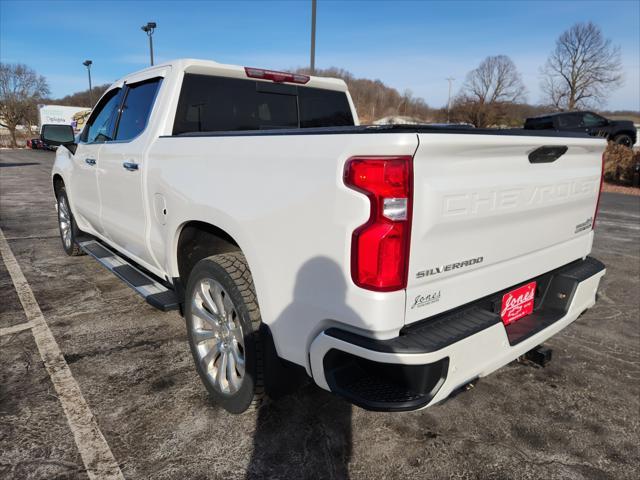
left=593, top=152, right=605, bottom=229
left=344, top=156, right=413, bottom=291
left=244, top=67, right=310, bottom=84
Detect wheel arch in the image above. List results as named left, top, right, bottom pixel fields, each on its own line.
left=175, top=220, right=244, bottom=290
left=611, top=130, right=637, bottom=143
left=52, top=173, right=65, bottom=198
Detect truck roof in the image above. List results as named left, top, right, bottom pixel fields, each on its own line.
left=526, top=111, right=598, bottom=120
left=113, top=58, right=349, bottom=92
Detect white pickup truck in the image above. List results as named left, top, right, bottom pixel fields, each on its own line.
left=44, top=59, right=606, bottom=414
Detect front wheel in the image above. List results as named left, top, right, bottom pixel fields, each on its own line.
left=185, top=252, right=264, bottom=414
left=56, top=187, right=84, bottom=256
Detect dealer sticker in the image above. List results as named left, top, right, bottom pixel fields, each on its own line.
left=500, top=282, right=536, bottom=325
left=411, top=290, right=441, bottom=309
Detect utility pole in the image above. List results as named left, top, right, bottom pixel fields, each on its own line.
left=310, top=0, right=317, bottom=74
left=83, top=60, right=93, bottom=106
left=446, top=77, right=454, bottom=123
left=141, top=22, right=157, bottom=66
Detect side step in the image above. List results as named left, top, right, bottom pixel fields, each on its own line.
left=79, top=240, right=180, bottom=311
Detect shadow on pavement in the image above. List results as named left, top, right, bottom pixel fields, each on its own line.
left=246, top=386, right=352, bottom=479
left=0, top=162, right=40, bottom=167
left=246, top=257, right=356, bottom=479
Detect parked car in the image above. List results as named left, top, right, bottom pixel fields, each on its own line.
left=27, top=138, right=43, bottom=149
left=43, top=59, right=607, bottom=414
left=524, top=111, right=637, bottom=147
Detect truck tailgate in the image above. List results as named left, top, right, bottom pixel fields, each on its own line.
left=405, top=133, right=605, bottom=325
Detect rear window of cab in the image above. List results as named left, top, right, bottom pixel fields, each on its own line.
left=173, top=73, right=354, bottom=135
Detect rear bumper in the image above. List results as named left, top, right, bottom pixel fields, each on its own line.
left=309, top=257, right=606, bottom=411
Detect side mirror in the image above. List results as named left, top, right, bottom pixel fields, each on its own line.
left=41, top=124, right=77, bottom=154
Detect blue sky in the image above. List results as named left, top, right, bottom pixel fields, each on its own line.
left=1, top=0, right=639, bottom=110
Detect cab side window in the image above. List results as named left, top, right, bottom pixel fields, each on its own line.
left=81, top=89, right=123, bottom=143
left=114, top=78, right=162, bottom=141
left=583, top=113, right=607, bottom=127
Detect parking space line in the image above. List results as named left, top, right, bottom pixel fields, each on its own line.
left=0, top=321, right=35, bottom=336
left=0, top=228, right=125, bottom=480
left=3, top=234, right=60, bottom=241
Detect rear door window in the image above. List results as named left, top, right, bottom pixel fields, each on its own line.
left=173, top=73, right=354, bottom=135
left=115, top=78, right=162, bottom=141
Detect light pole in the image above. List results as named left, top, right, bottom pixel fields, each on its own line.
left=310, top=0, right=316, bottom=74
left=141, top=22, right=157, bottom=66
left=446, top=77, right=455, bottom=123
left=83, top=60, right=93, bottom=107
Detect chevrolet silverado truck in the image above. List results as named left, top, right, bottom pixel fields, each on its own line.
left=44, top=59, right=607, bottom=413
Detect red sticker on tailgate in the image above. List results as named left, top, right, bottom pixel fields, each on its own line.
left=501, top=281, right=536, bottom=325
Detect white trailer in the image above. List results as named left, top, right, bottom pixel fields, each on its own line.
left=38, top=104, right=91, bottom=133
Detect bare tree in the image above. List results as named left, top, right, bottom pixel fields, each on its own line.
left=0, top=63, right=49, bottom=147
left=541, top=22, right=623, bottom=110
left=463, top=55, right=527, bottom=104
left=295, top=67, right=433, bottom=123
left=22, top=101, right=39, bottom=134
left=53, top=84, right=110, bottom=108
left=453, top=55, right=526, bottom=127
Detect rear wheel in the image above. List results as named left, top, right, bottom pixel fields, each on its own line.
left=185, top=252, right=264, bottom=414
left=56, top=187, right=84, bottom=256
left=613, top=133, right=633, bottom=148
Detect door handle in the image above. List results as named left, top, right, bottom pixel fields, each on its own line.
left=85, top=158, right=96, bottom=166
left=123, top=161, right=139, bottom=171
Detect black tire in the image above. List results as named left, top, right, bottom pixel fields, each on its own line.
left=56, top=186, right=85, bottom=256
left=613, top=134, right=633, bottom=148
left=185, top=252, right=264, bottom=414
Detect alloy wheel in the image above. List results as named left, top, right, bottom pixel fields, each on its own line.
left=58, top=196, right=72, bottom=249
left=189, top=278, right=245, bottom=395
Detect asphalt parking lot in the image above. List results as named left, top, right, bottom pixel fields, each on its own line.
left=1, top=148, right=639, bottom=480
